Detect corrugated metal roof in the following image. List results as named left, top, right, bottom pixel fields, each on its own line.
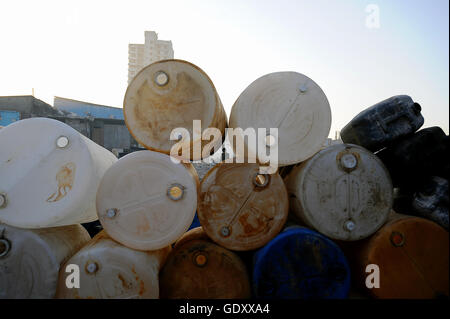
left=54, top=96, right=124, bottom=120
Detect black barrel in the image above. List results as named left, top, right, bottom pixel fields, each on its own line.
left=341, top=95, right=424, bottom=152
left=376, top=127, right=448, bottom=187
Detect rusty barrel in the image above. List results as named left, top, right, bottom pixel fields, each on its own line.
left=56, top=231, right=171, bottom=299
left=159, top=227, right=251, bottom=299
left=197, top=163, right=289, bottom=251
left=0, top=223, right=90, bottom=298
left=96, top=150, right=199, bottom=251
left=229, top=72, right=331, bottom=166
left=253, top=226, right=351, bottom=299
left=124, top=59, right=228, bottom=161
left=0, top=118, right=117, bottom=228
left=285, top=143, right=393, bottom=241
left=340, top=213, right=449, bottom=298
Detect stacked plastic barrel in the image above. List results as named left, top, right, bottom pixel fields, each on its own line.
left=0, top=59, right=448, bottom=299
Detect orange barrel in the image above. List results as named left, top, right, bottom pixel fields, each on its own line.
left=0, top=117, right=117, bottom=228
left=96, top=150, right=199, bottom=251
left=159, top=227, right=251, bottom=299
left=123, top=59, right=228, bottom=161
left=285, top=143, right=393, bottom=241
left=0, top=223, right=90, bottom=298
left=228, top=72, right=331, bottom=166
left=56, top=231, right=171, bottom=299
left=340, top=213, right=449, bottom=298
left=197, top=163, right=288, bottom=251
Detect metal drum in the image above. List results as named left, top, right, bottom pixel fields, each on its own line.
left=56, top=231, right=171, bottom=299
left=197, top=163, right=288, bottom=251
left=96, top=150, right=199, bottom=251
left=0, top=223, right=90, bottom=298
left=160, top=227, right=251, bottom=299
left=285, top=143, right=393, bottom=241
left=229, top=72, right=331, bottom=166
left=123, top=59, right=228, bottom=161
left=0, top=118, right=117, bottom=228
left=252, top=226, right=351, bottom=299
left=342, top=213, right=449, bottom=299
left=341, top=95, right=424, bottom=152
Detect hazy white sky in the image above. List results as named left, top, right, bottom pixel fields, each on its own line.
left=0, top=0, right=448, bottom=136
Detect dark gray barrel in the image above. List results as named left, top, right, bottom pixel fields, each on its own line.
left=341, top=95, right=424, bottom=152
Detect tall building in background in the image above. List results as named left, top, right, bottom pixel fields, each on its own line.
left=128, top=31, right=174, bottom=84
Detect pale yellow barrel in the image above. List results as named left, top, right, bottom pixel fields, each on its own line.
left=229, top=72, right=331, bottom=166
left=56, top=231, right=171, bottom=299
left=124, top=59, right=228, bottom=161
left=0, top=223, right=90, bottom=298
left=96, top=150, right=199, bottom=251
left=285, top=143, right=393, bottom=241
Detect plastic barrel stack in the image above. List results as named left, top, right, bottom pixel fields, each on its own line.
left=0, top=118, right=117, bottom=298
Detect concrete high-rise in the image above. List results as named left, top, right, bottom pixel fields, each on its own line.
left=128, top=31, right=174, bottom=84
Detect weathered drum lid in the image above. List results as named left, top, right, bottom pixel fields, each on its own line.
left=0, top=118, right=117, bottom=228
left=124, top=59, right=227, bottom=161
left=97, top=150, right=199, bottom=251
left=197, top=163, right=288, bottom=251
left=229, top=72, right=331, bottom=166
left=285, top=143, right=393, bottom=241
left=345, top=215, right=449, bottom=298
left=0, top=223, right=90, bottom=298
left=160, top=237, right=251, bottom=299
left=253, top=226, right=351, bottom=299
left=56, top=231, right=171, bottom=299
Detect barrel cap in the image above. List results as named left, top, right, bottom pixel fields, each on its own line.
left=229, top=72, right=331, bottom=166
left=97, top=150, right=198, bottom=251
left=198, top=163, right=289, bottom=251
left=285, top=143, right=393, bottom=241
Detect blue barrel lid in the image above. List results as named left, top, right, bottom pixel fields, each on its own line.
left=253, top=226, right=351, bottom=299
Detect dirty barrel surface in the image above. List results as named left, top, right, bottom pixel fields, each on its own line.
left=252, top=226, right=351, bottom=299
left=229, top=72, right=331, bottom=166
left=123, top=59, right=228, bottom=161
left=56, top=231, right=171, bottom=299
left=197, top=163, right=289, bottom=251
left=0, top=118, right=117, bottom=228
left=342, top=214, right=449, bottom=299
left=285, top=143, right=393, bottom=241
left=0, top=223, right=90, bottom=298
left=340, top=95, right=424, bottom=152
left=160, top=227, right=251, bottom=299
left=96, top=150, right=199, bottom=251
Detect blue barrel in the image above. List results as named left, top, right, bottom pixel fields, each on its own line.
left=253, top=227, right=351, bottom=299
left=188, top=212, right=201, bottom=231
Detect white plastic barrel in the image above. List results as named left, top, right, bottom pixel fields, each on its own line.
left=56, top=231, right=171, bottom=299
left=124, top=59, right=228, bottom=161
left=285, top=144, right=393, bottom=241
left=0, top=118, right=118, bottom=228
left=229, top=72, right=332, bottom=166
left=0, top=223, right=90, bottom=298
left=96, top=150, right=199, bottom=251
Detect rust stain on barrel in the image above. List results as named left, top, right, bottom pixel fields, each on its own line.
left=46, top=162, right=76, bottom=202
